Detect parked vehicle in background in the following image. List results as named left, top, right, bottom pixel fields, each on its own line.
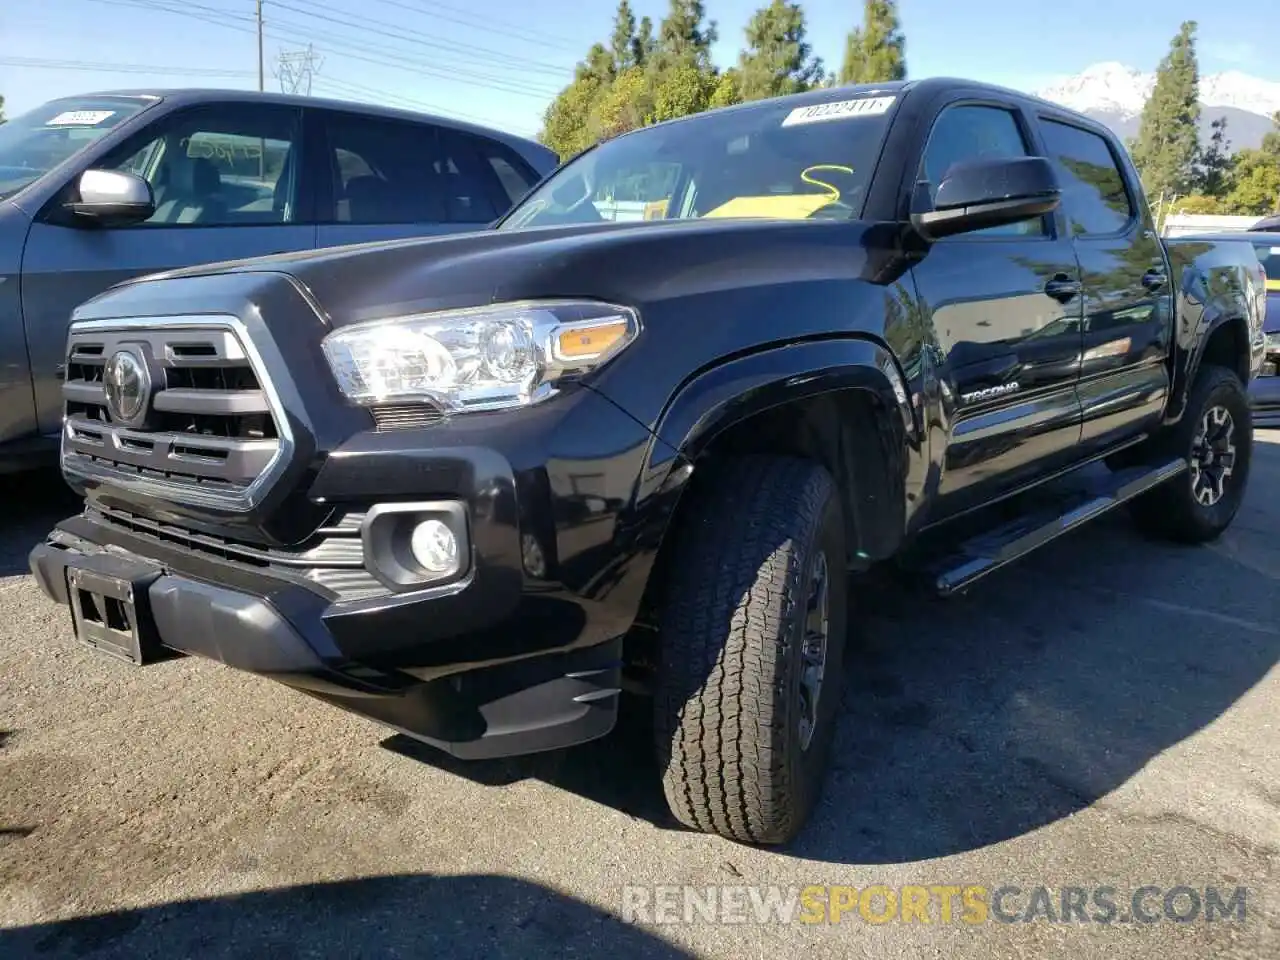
left=1249, top=212, right=1280, bottom=232
left=1181, top=231, right=1280, bottom=425
left=0, top=89, right=557, bottom=473
left=29, top=78, right=1266, bottom=847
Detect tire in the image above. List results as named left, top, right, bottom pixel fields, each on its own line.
left=653, top=455, right=848, bottom=846
left=1129, top=364, right=1252, bottom=543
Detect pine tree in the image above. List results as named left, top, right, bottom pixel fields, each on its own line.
left=1194, top=117, right=1232, bottom=198
left=736, top=0, right=824, bottom=102
left=838, top=0, right=906, bottom=85
left=655, top=0, right=718, bottom=71
left=610, top=2, right=638, bottom=72
left=633, top=15, right=657, bottom=66
left=1130, top=21, right=1202, bottom=202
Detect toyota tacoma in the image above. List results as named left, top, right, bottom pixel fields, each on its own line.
left=30, top=78, right=1267, bottom=846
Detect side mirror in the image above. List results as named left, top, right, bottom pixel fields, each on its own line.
left=911, top=156, right=1060, bottom=241
left=65, top=169, right=155, bottom=227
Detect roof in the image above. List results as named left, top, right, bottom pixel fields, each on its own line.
left=608, top=76, right=1105, bottom=139
left=56, top=87, right=546, bottom=151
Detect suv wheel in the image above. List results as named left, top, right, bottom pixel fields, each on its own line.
left=653, top=455, right=847, bottom=845
left=1129, top=364, right=1252, bottom=543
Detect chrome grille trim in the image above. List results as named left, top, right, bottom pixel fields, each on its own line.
left=61, top=315, right=295, bottom=512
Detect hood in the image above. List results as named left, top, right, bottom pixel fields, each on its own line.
left=127, top=218, right=905, bottom=326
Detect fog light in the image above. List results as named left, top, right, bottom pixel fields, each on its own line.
left=410, top=518, right=460, bottom=576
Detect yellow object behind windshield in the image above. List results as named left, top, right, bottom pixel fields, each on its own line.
left=701, top=164, right=854, bottom=221
left=703, top=193, right=836, bottom=220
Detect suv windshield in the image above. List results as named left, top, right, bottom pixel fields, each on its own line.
left=0, top=96, right=153, bottom=199
left=1250, top=237, right=1280, bottom=282
left=498, top=93, right=898, bottom=231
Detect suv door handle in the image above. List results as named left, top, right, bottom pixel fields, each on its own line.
left=1142, top=269, right=1167, bottom=291
left=1043, top=274, right=1082, bottom=303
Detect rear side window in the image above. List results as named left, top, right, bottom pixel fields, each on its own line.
left=322, top=113, right=447, bottom=225
left=434, top=129, right=507, bottom=223
left=919, top=104, right=1044, bottom=238
left=1038, top=120, right=1134, bottom=236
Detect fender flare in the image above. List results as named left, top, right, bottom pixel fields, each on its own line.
left=631, top=335, right=919, bottom=561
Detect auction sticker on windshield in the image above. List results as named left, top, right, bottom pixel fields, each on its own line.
left=46, top=111, right=116, bottom=127
left=781, top=96, right=896, bottom=127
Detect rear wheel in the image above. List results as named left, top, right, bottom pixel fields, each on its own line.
left=1129, top=364, right=1252, bottom=543
left=653, top=455, right=848, bottom=846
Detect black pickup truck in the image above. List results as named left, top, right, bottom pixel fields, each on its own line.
left=29, top=78, right=1267, bottom=846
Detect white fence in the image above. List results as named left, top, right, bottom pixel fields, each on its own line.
left=1161, top=213, right=1264, bottom=237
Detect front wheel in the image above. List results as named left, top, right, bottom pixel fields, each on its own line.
left=1129, top=365, right=1252, bottom=543
left=653, top=456, right=848, bottom=846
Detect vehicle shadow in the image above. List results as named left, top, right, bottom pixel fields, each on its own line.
left=0, top=468, right=79, bottom=577
left=392, top=442, right=1280, bottom=864
left=0, top=874, right=691, bottom=959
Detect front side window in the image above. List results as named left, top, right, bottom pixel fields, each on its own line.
left=919, top=104, right=1045, bottom=238
left=1038, top=119, right=1134, bottom=236
left=101, top=104, right=301, bottom=226
left=0, top=96, right=154, bottom=199
left=499, top=93, right=896, bottom=230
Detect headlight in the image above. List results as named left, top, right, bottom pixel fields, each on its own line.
left=321, top=300, right=639, bottom=412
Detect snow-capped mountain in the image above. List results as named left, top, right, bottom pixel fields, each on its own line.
left=1035, top=62, right=1280, bottom=152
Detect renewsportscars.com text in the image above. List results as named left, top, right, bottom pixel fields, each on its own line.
left=621, top=884, right=1251, bottom=926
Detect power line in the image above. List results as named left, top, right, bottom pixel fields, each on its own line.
left=266, top=0, right=573, bottom=78
left=79, top=0, right=565, bottom=99
left=367, top=0, right=582, bottom=53
left=0, top=55, right=254, bottom=79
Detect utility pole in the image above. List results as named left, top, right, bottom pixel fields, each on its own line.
left=256, top=0, right=265, bottom=92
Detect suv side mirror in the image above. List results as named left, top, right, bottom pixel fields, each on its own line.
left=911, top=156, right=1060, bottom=241
left=65, top=169, right=155, bottom=227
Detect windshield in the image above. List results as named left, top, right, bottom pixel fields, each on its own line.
left=0, top=96, right=153, bottom=199
left=499, top=93, right=898, bottom=231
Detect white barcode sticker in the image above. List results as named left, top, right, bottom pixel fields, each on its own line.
left=781, top=96, right=896, bottom=127
left=46, top=110, right=116, bottom=127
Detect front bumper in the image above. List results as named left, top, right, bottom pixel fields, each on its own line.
left=29, top=518, right=623, bottom=759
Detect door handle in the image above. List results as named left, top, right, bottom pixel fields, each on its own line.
left=1142, top=269, right=1167, bottom=291
left=1043, top=274, right=1082, bottom=303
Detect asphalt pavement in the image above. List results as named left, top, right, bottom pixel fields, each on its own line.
left=1, top=439, right=1277, bottom=959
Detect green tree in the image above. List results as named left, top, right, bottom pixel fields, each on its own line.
left=708, top=68, right=744, bottom=109
left=648, top=62, right=719, bottom=124
left=838, top=0, right=906, bottom=85
left=0, top=94, right=5, bottom=124
left=634, top=15, right=657, bottom=66
left=1194, top=116, right=1232, bottom=198
left=655, top=0, right=718, bottom=71
left=736, top=0, right=824, bottom=102
left=1129, top=21, right=1201, bottom=202
left=611, top=1, right=638, bottom=72
left=1223, top=112, right=1280, bottom=214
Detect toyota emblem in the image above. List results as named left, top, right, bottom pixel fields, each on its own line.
left=103, top=349, right=150, bottom=424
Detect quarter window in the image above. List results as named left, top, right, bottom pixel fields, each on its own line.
left=1038, top=120, right=1134, bottom=236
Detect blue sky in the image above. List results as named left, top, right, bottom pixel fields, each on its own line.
left=2, top=0, right=1277, bottom=139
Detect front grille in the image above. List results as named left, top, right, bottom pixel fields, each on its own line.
left=94, top=506, right=391, bottom=603
left=61, top=317, right=288, bottom=508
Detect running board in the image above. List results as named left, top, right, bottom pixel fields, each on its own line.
left=931, top=458, right=1187, bottom=597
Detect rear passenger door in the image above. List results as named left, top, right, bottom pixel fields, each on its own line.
left=907, top=99, right=1086, bottom=515
left=21, top=101, right=314, bottom=434
left=314, top=111, right=539, bottom=247
left=1035, top=116, right=1173, bottom=453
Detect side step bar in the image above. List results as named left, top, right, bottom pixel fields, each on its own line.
left=931, top=458, right=1187, bottom=597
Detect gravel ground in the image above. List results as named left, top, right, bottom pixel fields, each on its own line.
left=1, top=437, right=1277, bottom=960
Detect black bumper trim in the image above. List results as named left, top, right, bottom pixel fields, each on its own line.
left=28, top=534, right=622, bottom=758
